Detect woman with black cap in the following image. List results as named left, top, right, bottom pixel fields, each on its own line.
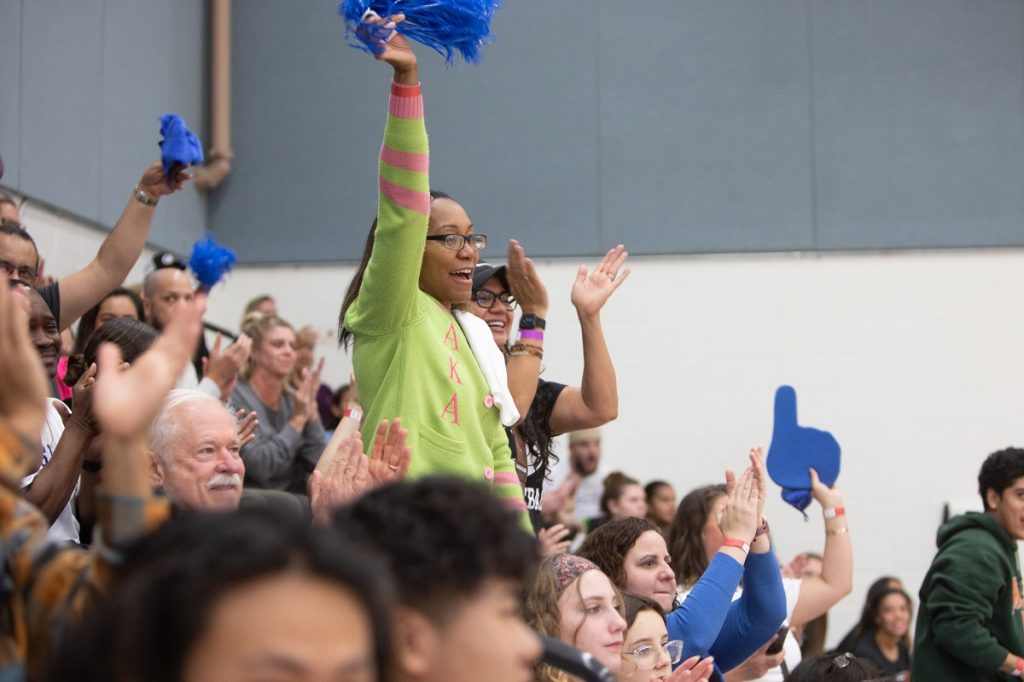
left=465, top=243, right=629, bottom=538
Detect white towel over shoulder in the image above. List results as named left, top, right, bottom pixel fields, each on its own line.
left=454, top=310, right=520, bottom=427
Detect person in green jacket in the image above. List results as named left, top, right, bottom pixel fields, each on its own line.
left=913, top=447, right=1024, bottom=681
left=337, top=14, right=527, bottom=524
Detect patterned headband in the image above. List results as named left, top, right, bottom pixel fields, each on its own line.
left=552, top=554, right=599, bottom=597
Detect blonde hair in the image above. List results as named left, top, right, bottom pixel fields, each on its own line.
left=239, top=313, right=293, bottom=380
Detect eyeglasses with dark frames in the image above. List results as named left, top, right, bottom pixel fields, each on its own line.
left=424, top=234, right=487, bottom=251
left=472, top=288, right=517, bottom=311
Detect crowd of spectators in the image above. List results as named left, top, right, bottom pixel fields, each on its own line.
left=0, top=16, right=1021, bottom=682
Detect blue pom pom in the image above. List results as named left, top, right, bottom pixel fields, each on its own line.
left=159, top=113, right=204, bottom=175
left=189, top=236, right=236, bottom=290
left=339, top=0, right=501, bottom=65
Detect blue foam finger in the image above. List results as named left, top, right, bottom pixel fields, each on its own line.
left=766, top=385, right=841, bottom=514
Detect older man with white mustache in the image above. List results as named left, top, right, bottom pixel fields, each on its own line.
left=149, top=390, right=245, bottom=512
left=148, top=389, right=413, bottom=517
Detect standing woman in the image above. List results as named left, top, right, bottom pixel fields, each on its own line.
left=339, top=17, right=525, bottom=517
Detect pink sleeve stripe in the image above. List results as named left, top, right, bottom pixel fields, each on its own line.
left=504, top=497, right=528, bottom=511
left=380, top=146, right=429, bottom=173
left=494, top=472, right=520, bottom=486
left=389, top=93, right=424, bottom=119
left=379, top=175, right=430, bottom=214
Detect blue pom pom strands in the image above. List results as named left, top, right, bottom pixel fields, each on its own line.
left=766, top=386, right=841, bottom=517
left=339, top=0, right=501, bottom=65
left=188, top=237, right=237, bottom=292
left=159, top=113, right=204, bottom=176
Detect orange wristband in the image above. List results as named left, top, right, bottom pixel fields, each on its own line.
left=721, top=538, right=750, bottom=554
left=823, top=506, right=846, bottom=519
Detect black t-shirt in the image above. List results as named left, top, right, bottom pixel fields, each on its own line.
left=507, top=378, right=566, bottom=531
left=850, top=633, right=910, bottom=679
left=36, top=282, right=61, bottom=326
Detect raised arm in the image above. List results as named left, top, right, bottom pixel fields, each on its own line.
left=788, top=468, right=853, bottom=627
left=21, top=364, right=97, bottom=522
left=343, top=15, right=430, bottom=334
left=504, top=239, right=547, bottom=420
left=669, top=465, right=760, bottom=659
left=56, top=164, right=190, bottom=329
left=548, top=245, right=629, bottom=435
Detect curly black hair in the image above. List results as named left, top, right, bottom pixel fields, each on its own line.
left=978, top=447, right=1024, bottom=510
left=332, top=476, right=539, bottom=623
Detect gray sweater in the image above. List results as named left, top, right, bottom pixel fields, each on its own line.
left=230, top=380, right=326, bottom=493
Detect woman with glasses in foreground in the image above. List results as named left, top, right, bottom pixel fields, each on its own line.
left=338, top=17, right=526, bottom=519
left=465, top=243, right=629, bottom=539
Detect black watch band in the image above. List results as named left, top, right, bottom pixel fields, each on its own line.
left=519, top=314, right=546, bottom=330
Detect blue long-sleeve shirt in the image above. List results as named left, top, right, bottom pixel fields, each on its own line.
left=669, top=546, right=787, bottom=675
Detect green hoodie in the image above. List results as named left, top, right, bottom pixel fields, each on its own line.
left=913, top=511, right=1024, bottom=681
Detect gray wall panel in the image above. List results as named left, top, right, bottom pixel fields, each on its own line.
left=599, top=1, right=815, bottom=255
left=0, top=0, right=22, bottom=187
left=416, top=0, right=600, bottom=259
left=210, top=0, right=380, bottom=263
left=100, top=0, right=207, bottom=254
left=9, top=1, right=1024, bottom=262
left=211, top=0, right=600, bottom=263
left=20, top=0, right=104, bottom=220
left=813, top=0, right=1024, bottom=249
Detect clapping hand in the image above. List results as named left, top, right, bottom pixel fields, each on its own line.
left=505, top=240, right=548, bottom=316
left=367, top=418, right=411, bottom=485
left=309, top=432, right=370, bottom=525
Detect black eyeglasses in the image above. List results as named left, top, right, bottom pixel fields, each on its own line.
left=0, top=260, right=36, bottom=284
left=473, top=288, right=516, bottom=310
left=425, top=234, right=487, bottom=251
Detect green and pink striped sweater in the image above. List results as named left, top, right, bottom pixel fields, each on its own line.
left=344, top=81, right=527, bottom=522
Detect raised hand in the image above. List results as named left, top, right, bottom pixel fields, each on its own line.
left=0, top=285, right=48, bottom=447
left=718, top=466, right=759, bottom=542
left=93, top=292, right=205, bottom=440
left=136, top=161, right=192, bottom=199
left=68, top=363, right=99, bottom=433
left=749, top=446, right=768, bottom=521
left=809, top=467, right=844, bottom=510
left=537, top=524, right=572, bottom=557
left=505, top=239, right=548, bottom=316
left=665, top=655, right=716, bottom=682
left=235, top=408, right=259, bottom=447
left=367, top=418, right=411, bottom=485
left=570, top=244, right=630, bottom=318
left=289, top=368, right=313, bottom=429
left=203, top=332, right=252, bottom=401
left=362, top=13, right=417, bottom=81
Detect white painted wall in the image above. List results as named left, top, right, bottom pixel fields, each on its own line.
left=16, top=192, right=1024, bottom=648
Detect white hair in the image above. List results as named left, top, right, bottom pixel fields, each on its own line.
left=149, top=389, right=237, bottom=466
